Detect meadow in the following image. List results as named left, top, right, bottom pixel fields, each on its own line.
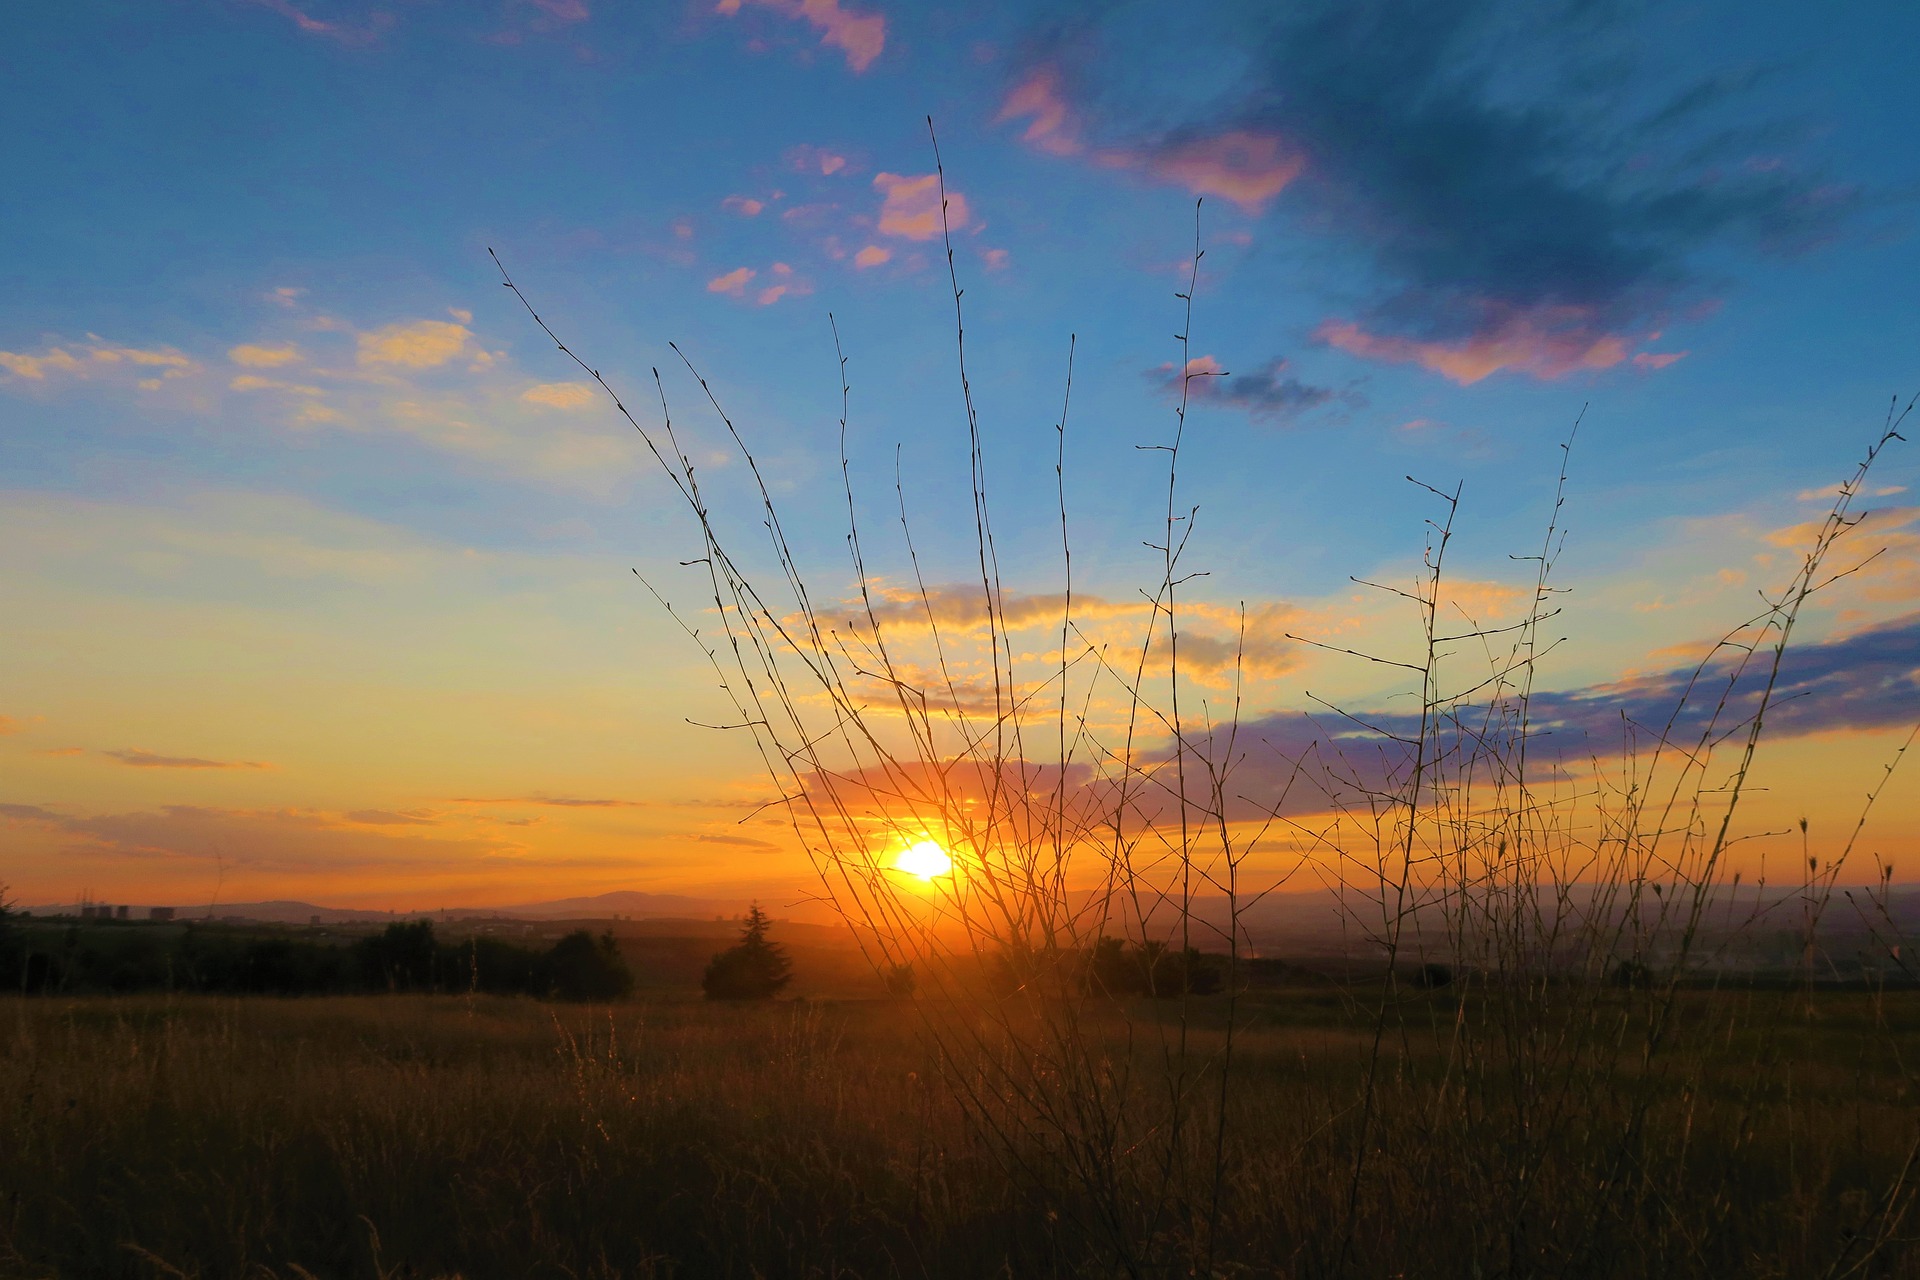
left=4, top=979, right=1917, bottom=1279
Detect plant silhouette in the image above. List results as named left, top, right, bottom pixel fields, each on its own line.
left=702, top=905, right=791, bottom=1000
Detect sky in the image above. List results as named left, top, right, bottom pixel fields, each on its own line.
left=3, top=0, right=1918, bottom=912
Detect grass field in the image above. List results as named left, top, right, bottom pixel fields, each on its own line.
left=4, top=987, right=1918, bottom=1279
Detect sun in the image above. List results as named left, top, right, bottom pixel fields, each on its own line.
left=893, top=839, right=953, bottom=882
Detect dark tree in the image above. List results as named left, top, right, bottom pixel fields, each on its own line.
left=353, top=920, right=439, bottom=991
left=543, top=930, right=634, bottom=1001
left=702, top=905, right=792, bottom=1000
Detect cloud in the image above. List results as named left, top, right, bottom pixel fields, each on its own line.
left=521, top=381, right=597, bottom=410
left=528, top=0, right=589, bottom=20
left=0, top=716, right=19, bottom=736
left=981, top=247, right=1010, bottom=271
left=715, top=0, right=885, bottom=73
left=786, top=145, right=850, bottom=176
left=1151, top=354, right=1337, bottom=422
left=997, top=67, right=1301, bottom=213
left=267, top=287, right=307, bottom=308
left=242, top=0, right=391, bottom=47
left=853, top=244, right=890, bottom=269
left=346, top=809, right=441, bottom=825
left=723, top=195, right=766, bottom=216
left=707, top=266, right=756, bottom=296
left=0, top=802, right=515, bottom=874
left=356, top=319, right=472, bottom=369
left=102, top=748, right=271, bottom=771
left=229, top=343, right=301, bottom=368
left=230, top=374, right=323, bottom=395
left=0, top=340, right=198, bottom=386
left=451, top=795, right=647, bottom=808
left=997, top=2, right=1859, bottom=382
left=1316, top=311, right=1631, bottom=385
left=874, top=173, right=968, bottom=241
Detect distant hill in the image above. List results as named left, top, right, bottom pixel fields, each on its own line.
left=22, top=890, right=756, bottom=925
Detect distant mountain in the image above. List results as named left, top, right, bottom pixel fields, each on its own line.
left=494, top=890, right=743, bottom=919
left=23, top=891, right=752, bottom=925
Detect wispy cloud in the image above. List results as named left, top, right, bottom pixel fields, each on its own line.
left=715, top=0, right=885, bottom=73
left=0, top=339, right=198, bottom=387
left=229, top=343, right=302, bottom=368
left=101, top=748, right=272, bottom=771
left=240, top=0, right=392, bottom=47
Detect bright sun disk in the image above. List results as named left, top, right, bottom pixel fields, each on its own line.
left=894, top=839, right=953, bottom=881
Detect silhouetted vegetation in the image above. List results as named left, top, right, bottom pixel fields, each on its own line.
left=702, top=904, right=792, bottom=1000
left=0, top=917, right=637, bottom=1001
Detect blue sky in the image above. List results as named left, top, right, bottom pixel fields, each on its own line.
left=2, top=0, right=1917, bottom=908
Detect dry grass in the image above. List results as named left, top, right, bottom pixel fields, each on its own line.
left=3, top=990, right=1918, bottom=1279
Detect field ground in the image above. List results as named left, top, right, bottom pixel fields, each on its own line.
left=4, top=990, right=1920, bottom=1279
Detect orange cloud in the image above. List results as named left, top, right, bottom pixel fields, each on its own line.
left=755, top=263, right=809, bottom=306
left=229, top=374, right=323, bottom=395
left=998, top=66, right=1300, bottom=213
left=874, top=172, right=968, bottom=240
left=853, top=244, right=891, bottom=268
left=0, top=348, right=85, bottom=380
left=1145, top=131, right=1303, bottom=212
left=0, top=715, right=19, bottom=736
left=228, top=342, right=301, bottom=368
left=787, top=145, right=850, bottom=175
left=356, top=319, right=472, bottom=369
left=102, top=748, right=271, bottom=771
left=0, top=340, right=197, bottom=385
left=1315, top=312, right=1632, bottom=384
left=997, top=66, right=1081, bottom=156
left=723, top=195, right=766, bottom=216
left=521, top=381, right=597, bottom=410
left=715, top=0, right=885, bottom=73
left=707, top=266, right=756, bottom=296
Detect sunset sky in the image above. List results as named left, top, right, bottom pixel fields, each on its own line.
left=4, top=0, right=1918, bottom=911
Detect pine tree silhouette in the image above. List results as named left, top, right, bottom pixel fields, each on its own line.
left=701, top=904, right=792, bottom=1000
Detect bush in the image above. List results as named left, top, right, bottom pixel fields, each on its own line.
left=702, top=905, right=791, bottom=1000
left=541, top=930, right=633, bottom=1002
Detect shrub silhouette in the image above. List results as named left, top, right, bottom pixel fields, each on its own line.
left=702, top=905, right=791, bottom=1000
left=542, top=930, right=633, bottom=1001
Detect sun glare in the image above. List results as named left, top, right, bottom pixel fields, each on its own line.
left=893, top=839, right=953, bottom=881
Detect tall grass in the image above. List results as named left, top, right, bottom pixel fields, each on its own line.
left=490, top=124, right=1920, bottom=1275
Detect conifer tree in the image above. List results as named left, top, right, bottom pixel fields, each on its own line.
left=701, top=903, right=792, bottom=1000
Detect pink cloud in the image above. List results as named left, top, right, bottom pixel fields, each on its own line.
left=706, top=267, right=756, bottom=296
left=873, top=172, right=968, bottom=241
left=529, top=0, right=589, bottom=19
left=980, top=247, right=1009, bottom=271
left=1145, top=131, right=1303, bottom=213
left=997, top=67, right=1082, bottom=156
left=1315, top=309, right=1635, bottom=384
left=723, top=195, right=766, bottom=216
left=853, top=244, right=891, bottom=269
left=997, top=65, right=1300, bottom=213
left=243, top=0, right=390, bottom=46
left=1633, top=350, right=1688, bottom=370
left=787, top=144, right=851, bottom=176
left=714, top=0, right=885, bottom=73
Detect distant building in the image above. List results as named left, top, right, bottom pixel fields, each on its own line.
left=115, top=905, right=129, bottom=920
left=149, top=906, right=176, bottom=922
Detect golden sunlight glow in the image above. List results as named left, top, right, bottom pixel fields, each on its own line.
left=893, top=839, right=953, bottom=881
